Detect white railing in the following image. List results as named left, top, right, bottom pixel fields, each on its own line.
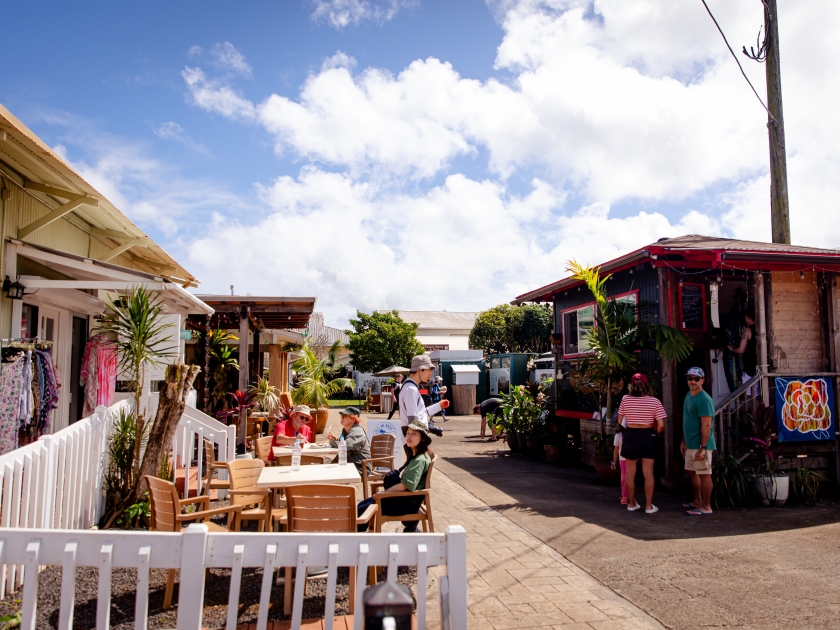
left=1, top=524, right=468, bottom=630
left=0, top=400, right=131, bottom=596
left=173, top=405, right=236, bottom=499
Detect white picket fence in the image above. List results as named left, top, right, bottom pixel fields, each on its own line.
left=173, top=404, right=236, bottom=499
left=1, top=523, right=468, bottom=630
left=0, top=398, right=236, bottom=596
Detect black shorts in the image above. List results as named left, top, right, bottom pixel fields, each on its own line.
left=621, top=427, right=659, bottom=460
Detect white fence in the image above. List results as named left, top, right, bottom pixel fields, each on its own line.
left=1, top=523, right=468, bottom=630
left=173, top=404, right=236, bottom=499
left=0, top=398, right=236, bottom=596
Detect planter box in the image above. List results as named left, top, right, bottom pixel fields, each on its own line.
left=580, top=418, right=616, bottom=467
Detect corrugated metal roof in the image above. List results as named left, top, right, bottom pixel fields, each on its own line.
left=513, top=234, right=840, bottom=304
left=305, top=312, right=349, bottom=346
left=652, top=234, right=840, bottom=255
left=381, top=310, right=479, bottom=330
left=0, top=103, right=198, bottom=285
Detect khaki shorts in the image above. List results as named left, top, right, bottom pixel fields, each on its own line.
left=684, top=448, right=713, bottom=474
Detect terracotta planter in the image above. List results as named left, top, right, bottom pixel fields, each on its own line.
left=525, top=436, right=545, bottom=460
left=593, top=456, right=620, bottom=484
left=316, top=407, right=330, bottom=434
left=506, top=430, right=520, bottom=453
left=544, top=444, right=560, bottom=462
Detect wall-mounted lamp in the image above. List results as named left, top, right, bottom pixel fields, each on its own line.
left=3, top=276, right=24, bottom=300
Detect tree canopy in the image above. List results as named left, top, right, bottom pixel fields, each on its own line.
left=345, top=310, right=425, bottom=373
left=468, top=304, right=552, bottom=355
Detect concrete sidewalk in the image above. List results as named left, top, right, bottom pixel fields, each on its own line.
left=425, top=470, right=663, bottom=629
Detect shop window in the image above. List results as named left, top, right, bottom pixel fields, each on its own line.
left=501, top=356, right=511, bottom=368
left=563, top=304, right=595, bottom=356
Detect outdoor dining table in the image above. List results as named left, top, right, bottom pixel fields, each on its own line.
left=272, top=444, right=340, bottom=457
left=256, top=462, right=361, bottom=488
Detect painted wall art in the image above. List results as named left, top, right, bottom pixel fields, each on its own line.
left=774, top=376, right=836, bottom=442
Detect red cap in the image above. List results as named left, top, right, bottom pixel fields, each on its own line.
left=631, top=373, right=648, bottom=384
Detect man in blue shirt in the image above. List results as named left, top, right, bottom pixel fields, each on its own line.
left=680, top=367, right=716, bottom=515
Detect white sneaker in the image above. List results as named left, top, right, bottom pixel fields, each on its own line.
left=645, top=505, right=659, bottom=514
left=627, top=503, right=641, bottom=512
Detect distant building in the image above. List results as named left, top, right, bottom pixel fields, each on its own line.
left=379, top=310, right=479, bottom=352
left=304, top=312, right=351, bottom=364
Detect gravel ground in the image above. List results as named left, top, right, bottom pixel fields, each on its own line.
left=0, top=494, right=418, bottom=629
left=0, top=563, right=417, bottom=629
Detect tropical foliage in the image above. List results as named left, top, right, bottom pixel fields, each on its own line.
left=208, top=329, right=239, bottom=413
left=250, top=377, right=280, bottom=413
left=489, top=381, right=552, bottom=435
left=469, top=303, right=552, bottom=356
left=292, top=340, right=356, bottom=409
left=345, top=310, right=424, bottom=373
left=568, top=261, right=693, bottom=435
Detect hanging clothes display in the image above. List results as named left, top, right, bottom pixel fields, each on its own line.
left=0, top=340, right=60, bottom=454
left=81, top=335, right=118, bottom=418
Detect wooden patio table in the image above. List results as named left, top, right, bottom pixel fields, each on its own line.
left=272, top=444, right=340, bottom=457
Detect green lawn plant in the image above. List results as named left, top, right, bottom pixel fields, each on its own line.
left=567, top=261, right=693, bottom=437
left=788, top=466, right=825, bottom=506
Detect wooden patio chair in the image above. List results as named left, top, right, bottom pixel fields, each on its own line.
left=226, top=458, right=284, bottom=532
left=373, top=455, right=437, bottom=534
left=281, top=484, right=377, bottom=615
left=201, top=438, right=230, bottom=496
left=361, top=433, right=396, bottom=498
left=145, top=475, right=243, bottom=609
left=254, top=435, right=274, bottom=462
left=274, top=454, right=329, bottom=466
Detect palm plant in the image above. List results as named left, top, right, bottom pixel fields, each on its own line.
left=250, top=377, right=280, bottom=414
left=292, top=340, right=356, bottom=409
left=568, top=261, right=693, bottom=436
left=96, top=286, right=175, bottom=470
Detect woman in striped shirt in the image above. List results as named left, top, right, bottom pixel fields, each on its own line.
left=617, top=373, right=667, bottom=514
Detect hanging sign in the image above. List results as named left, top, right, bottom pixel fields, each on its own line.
left=366, top=419, right=405, bottom=467
left=179, top=330, right=194, bottom=340
left=775, top=376, right=836, bottom=442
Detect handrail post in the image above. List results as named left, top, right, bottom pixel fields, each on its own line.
left=445, top=525, right=467, bottom=630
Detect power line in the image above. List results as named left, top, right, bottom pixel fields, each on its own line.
left=699, top=0, right=774, bottom=120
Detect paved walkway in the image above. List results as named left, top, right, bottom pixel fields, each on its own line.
left=425, top=470, right=662, bottom=629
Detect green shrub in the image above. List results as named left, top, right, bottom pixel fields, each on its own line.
left=712, top=455, right=757, bottom=509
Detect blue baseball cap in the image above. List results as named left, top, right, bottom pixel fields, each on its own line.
left=685, top=367, right=705, bottom=379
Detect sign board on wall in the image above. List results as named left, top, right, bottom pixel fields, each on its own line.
left=489, top=368, right=511, bottom=395
left=774, top=376, right=836, bottom=442
left=424, top=344, right=449, bottom=351
left=366, top=419, right=405, bottom=467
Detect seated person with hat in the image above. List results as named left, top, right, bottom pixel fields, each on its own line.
left=327, top=406, right=371, bottom=473
left=356, top=421, right=433, bottom=532
left=267, top=404, right=313, bottom=462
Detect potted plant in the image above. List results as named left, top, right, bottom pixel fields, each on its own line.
left=487, top=411, right=517, bottom=452
left=250, top=377, right=279, bottom=415
left=749, top=437, right=789, bottom=506
left=590, top=431, right=620, bottom=483
left=292, top=340, right=355, bottom=434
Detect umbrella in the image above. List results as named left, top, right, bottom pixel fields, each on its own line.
left=374, top=364, right=410, bottom=378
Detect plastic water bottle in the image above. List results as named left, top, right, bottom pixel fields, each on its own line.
left=338, top=435, right=347, bottom=466
left=291, top=439, right=302, bottom=471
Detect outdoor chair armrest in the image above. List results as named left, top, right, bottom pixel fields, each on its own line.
left=177, top=504, right=243, bottom=522
left=373, top=489, right=429, bottom=503
left=357, top=504, right=377, bottom=525
left=210, top=462, right=227, bottom=470
left=361, top=457, right=393, bottom=467
left=180, top=496, right=211, bottom=509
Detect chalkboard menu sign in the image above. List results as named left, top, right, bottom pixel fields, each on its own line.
left=680, top=283, right=706, bottom=331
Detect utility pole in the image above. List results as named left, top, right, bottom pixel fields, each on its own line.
left=763, top=0, right=790, bottom=244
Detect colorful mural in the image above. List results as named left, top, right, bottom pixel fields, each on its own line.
left=774, top=377, right=836, bottom=442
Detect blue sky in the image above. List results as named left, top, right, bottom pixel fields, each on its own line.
left=2, top=1, right=838, bottom=326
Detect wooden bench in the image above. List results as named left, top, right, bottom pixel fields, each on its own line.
left=1, top=524, right=467, bottom=630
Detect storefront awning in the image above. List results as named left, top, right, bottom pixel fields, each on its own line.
left=9, top=240, right=213, bottom=315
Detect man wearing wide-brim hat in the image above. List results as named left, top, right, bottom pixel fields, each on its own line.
left=399, top=355, right=449, bottom=438
left=268, top=404, right=314, bottom=461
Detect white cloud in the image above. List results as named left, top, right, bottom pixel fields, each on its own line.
left=182, top=67, right=257, bottom=121
left=152, top=121, right=210, bottom=155
left=310, top=0, right=418, bottom=29
left=209, top=42, right=253, bottom=77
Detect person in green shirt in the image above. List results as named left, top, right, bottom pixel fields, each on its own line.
left=681, top=367, right=716, bottom=515
left=356, top=420, right=432, bottom=532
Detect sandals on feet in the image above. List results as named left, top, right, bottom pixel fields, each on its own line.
left=620, top=497, right=628, bottom=505
left=627, top=503, right=641, bottom=512
left=645, top=505, right=659, bottom=514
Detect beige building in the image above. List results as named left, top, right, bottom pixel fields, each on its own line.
left=0, top=104, right=211, bottom=431
left=381, top=310, right=479, bottom=351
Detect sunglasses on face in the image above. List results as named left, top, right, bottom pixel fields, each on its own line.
left=686, top=376, right=702, bottom=382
